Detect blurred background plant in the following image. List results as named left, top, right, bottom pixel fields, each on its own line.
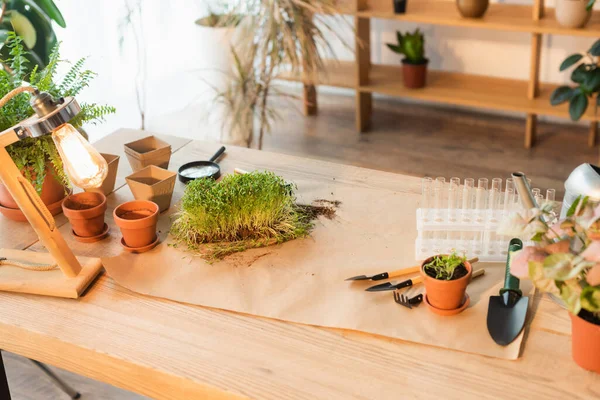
left=0, top=0, right=66, bottom=70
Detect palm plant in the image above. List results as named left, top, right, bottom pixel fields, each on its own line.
left=218, top=0, right=349, bottom=149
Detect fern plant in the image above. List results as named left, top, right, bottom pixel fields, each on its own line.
left=0, top=33, right=116, bottom=193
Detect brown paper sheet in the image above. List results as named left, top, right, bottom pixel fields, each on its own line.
left=103, top=184, right=532, bottom=360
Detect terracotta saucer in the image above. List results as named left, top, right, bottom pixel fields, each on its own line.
left=120, top=234, right=159, bottom=254
left=72, top=223, right=110, bottom=243
left=0, top=189, right=72, bottom=222
left=424, top=293, right=470, bottom=316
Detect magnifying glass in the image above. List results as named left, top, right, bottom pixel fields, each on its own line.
left=178, top=146, right=226, bottom=183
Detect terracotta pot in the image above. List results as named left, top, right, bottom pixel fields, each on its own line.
left=124, top=136, right=171, bottom=172
left=555, top=0, right=591, bottom=28
left=456, top=0, right=489, bottom=18
left=126, top=165, right=177, bottom=213
left=422, top=256, right=472, bottom=310
left=0, top=164, right=67, bottom=210
left=570, top=312, right=600, bottom=373
left=62, top=192, right=107, bottom=238
left=85, top=153, right=120, bottom=196
left=402, top=59, right=428, bottom=89
left=114, top=200, right=159, bottom=248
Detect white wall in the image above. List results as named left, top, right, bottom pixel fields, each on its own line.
left=52, top=0, right=599, bottom=142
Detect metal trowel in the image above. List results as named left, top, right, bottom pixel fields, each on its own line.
left=487, top=238, right=529, bottom=346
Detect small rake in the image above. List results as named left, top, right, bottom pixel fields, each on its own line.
left=393, top=292, right=424, bottom=309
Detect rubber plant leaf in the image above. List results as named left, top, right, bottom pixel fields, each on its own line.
left=571, top=63, right=588, bottom=84
left=9, top=10, right=36, bottom=48
left=14, top=0, right=57, bottom=68
left=32, top=0, right=66, bottom=28
left=569, top=92, right=588, bottom=121
left=559, top=54, right=583, bottom=71
left=550, top=86, right=573, bottom=105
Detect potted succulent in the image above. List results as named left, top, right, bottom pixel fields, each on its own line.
left=0, top=34, right=115, bottom=220
left=501, top=198, right=600, bottom=373
left=456, top=0, right=489, bottom=18
left=550, top=39, right=600, bottom=121
left=555, top=0, right=593, bottom=29
left=421, top=253, right=473, bottom=315
left=386, top=29, right=428, bottom=89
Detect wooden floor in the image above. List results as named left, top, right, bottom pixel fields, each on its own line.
left=2, top=91, right=597, bottom=399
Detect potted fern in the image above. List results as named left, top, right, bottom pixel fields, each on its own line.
left=501, top=198, right=600, bottom=373
left=386, top=29, right=428, bottom=89
left=0, top=33, right=115, bottom=221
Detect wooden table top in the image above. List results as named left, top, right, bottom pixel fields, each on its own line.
left=0, top=129, right=598, bottom=400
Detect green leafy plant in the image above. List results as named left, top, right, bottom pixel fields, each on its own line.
left=550, top=39, right=600, bottom=121
left=587, top=0, right=596, bottom=11
left=0, top=0, right=66, bottom=69
left=218, top=0, right=350, bottom=149
left=423, top=253, right=467, bottom=280
left=170, top=171, right=322, bottom=261
left=0, top=33, right=116, bottom=193
left=386, top=29, right=426, bottom=64
left=500, top=196, right=600, bottom=323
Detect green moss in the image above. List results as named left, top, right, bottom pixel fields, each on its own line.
left=170, top=171, right=316, bottom=261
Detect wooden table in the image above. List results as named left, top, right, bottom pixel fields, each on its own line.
left=0, top=129, right=598, bottom=400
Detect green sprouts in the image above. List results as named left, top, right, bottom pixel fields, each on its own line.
left=170, top=171, right=316, bottom=261
left=423, top=253, right=467, bottom=280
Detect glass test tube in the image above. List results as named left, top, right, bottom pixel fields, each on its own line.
left=503, top=178, right=514, bottom=214
left=475, top=178, right=488, bottom=222
left=433, top=178, right=445, bottom=222
left=421, top=177, right=433, bottom=221
left=448, top=177, right=460, bottom=222
left=487, top=178, right=502, bottom=223
left=532, top=188, right=541, bottom=198
left=461, top=178, right=475, bottom=222
left=546, top=188, right=556, bottom=202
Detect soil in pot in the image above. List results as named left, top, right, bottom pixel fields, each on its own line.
left=422, top=255, right=472, bottom=311
left=0, top=164, right=67, bottom=210
left=402, top=59, right=428, bottom=89
left=62, top=192, right=107, bottom=238
left=570, top=310, right=600, bottom=373
left=114, top=200, right=159, bottom=249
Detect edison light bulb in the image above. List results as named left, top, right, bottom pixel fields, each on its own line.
left=51, top=123, right=108, bottom=189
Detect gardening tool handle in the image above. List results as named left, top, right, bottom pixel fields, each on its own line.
left=410, top=275, right=423, bottom=286
left=388, top=265, right=420, bottom=279
left=472, top=268, right=485, bottom=280
left=502, top=238, right=523, bottom=293
left=209, top=146, right=226, bottom=163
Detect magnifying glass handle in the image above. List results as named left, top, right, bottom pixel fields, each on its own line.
left=210, top=146, right=226, bottom=162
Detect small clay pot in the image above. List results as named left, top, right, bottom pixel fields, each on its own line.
left=124, top=136, right=172, bottom=172
left=456, top=0, right=489, bottom=18
left=555, top=0, right=591, bottom=29
left=0, top=164, right=67, bottom=210
left=62, top=192, right=107, bottom=238
left=422, top=256, right=472, bottom=311
left=402, top=59, right=428, bottom=89
left=570, top=311, right=600, bottom=373
left=113, top=200, right=159, bottom=249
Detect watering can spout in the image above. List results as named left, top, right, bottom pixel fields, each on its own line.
left=562, top=163, right=600, bottom=218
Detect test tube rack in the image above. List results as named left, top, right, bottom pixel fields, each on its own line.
left=416, top=176, right=555, bottom=263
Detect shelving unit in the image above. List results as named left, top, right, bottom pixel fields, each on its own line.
left=279, top=0, right=600, bottom=148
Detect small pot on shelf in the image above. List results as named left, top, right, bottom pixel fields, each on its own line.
left=422, top=255, right=472, bottom=315
left=555, top=0, right=592, bottom=28
left=456, top=0, right=489, bottom=18
left=85, top=153, right=120, bottom=196
left=393, top=0, right=407, bottom=14
left=62, top=192, right=108, bottom=242
left=402, top=58, right=429, bottom=89
left=570, top=311, right=600, bottom=373
left=114, top=200, right=159, bottom=252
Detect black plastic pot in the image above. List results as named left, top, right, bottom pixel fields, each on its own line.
left=393, top=0, right=407, bottom=14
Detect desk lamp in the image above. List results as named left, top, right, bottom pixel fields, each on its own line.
left=0, top=86, right=108, bottom=298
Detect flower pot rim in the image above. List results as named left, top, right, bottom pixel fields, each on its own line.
left=125, top=165, right=177, bottom=187
left=62, top=192, right=107, bottom=220
left=114, top=200, right=159, bottom=229
left=421, top=255, right=473, bottom=283
left=124, top=136, right=171, bottom=157
left=402, top=58, right=429, bottom=66
left=100, top=153, right=120, bottom=164
left=570, top=310, right=600, bottom=328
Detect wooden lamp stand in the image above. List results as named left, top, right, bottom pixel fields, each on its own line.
left=0, top=92, right=103, bottom=299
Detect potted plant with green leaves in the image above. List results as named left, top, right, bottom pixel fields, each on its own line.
left=0, top=33, right=115, bottom=221
left=550, top=39, right=600, bottom=121
left=500, top=198, right=600, bottom=373
left=386, top=29, right=428, bottom=89
left=421, top=252, right=473, bottom=315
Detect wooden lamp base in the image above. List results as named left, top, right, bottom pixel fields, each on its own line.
left=0, top=249, right=103, bottom=299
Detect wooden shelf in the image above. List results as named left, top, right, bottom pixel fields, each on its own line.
left=281, top=60, right=600, bottom=122
left=356, top=0, right=600, bottom=38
